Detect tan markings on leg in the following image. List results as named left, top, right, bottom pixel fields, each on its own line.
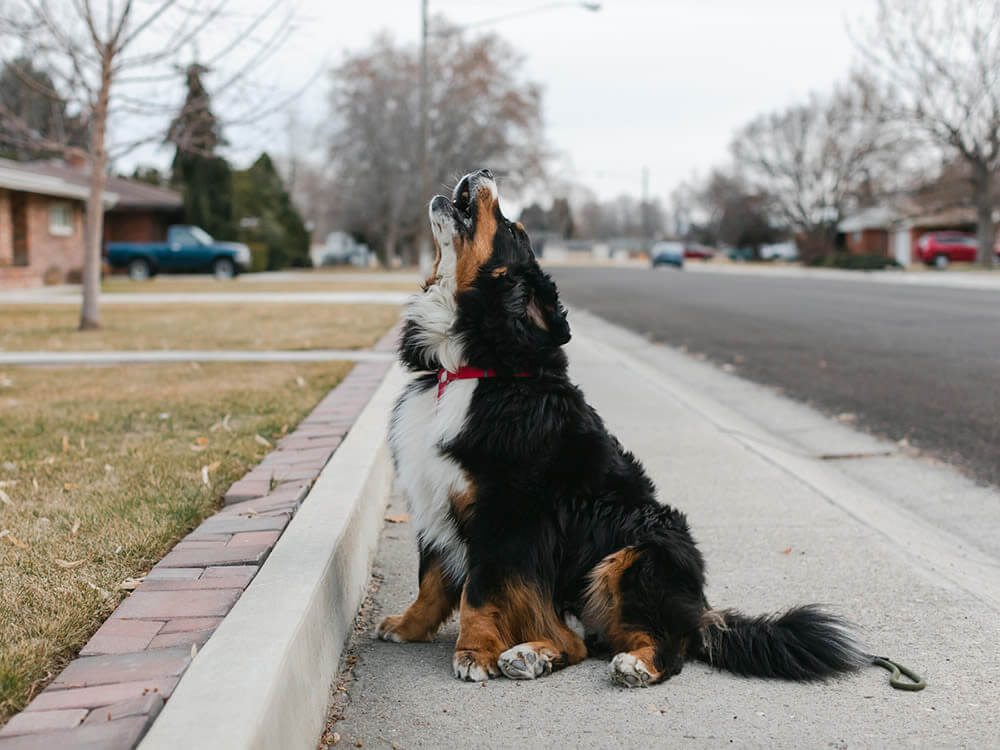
left=377, top=559, right=457, bottom=642
left=449, top=479, right=477, bottom=524
left=454, top=578, right=586, bottom=681
left=583, top=546, right=641, bottom=648
left=455, top=194, right=498, bottom=290
left=514, top=222, right=525, bottom=232
left=490, top=266, right=507, bottom=278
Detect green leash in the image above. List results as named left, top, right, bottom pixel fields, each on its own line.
left=872, top=656, right=926, bottom=691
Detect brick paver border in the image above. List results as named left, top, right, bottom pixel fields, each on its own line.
left=0, top=323, right=401, bottom=749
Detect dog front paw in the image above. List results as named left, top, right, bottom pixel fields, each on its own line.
left=452, top=649, right=500, bottom=681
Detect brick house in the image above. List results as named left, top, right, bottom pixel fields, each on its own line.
left=0, top=159, right=181, bottom=288
left=838, top=204, right=988, bottom=266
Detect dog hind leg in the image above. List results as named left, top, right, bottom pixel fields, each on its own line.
left=377, top=554, right=459, bottom=643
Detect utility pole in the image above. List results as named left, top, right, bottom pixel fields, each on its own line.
left=641, top=165, right=650, bottom=251
left=418, top=0, right=431, bottom=273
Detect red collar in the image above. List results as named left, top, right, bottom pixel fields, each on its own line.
left=437, top=367, right=534, bottom=399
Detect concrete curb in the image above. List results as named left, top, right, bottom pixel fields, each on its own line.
left=139, top=363, right=406, bottom=750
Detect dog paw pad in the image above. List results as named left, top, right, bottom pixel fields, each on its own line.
left=498, top=643, right=552, bottom=680
left=610, top=652, right=651, bottom=688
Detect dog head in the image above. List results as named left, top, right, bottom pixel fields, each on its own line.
left=400, top=169, right=570, bottom=373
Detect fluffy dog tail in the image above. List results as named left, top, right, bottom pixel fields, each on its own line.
left=692, top=604, right=870, bottom=680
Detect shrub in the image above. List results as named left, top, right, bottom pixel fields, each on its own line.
left=809, top=253, right=901, bottom=270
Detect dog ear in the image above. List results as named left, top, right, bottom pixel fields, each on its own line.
left=525, top=293, right=570, bottom=346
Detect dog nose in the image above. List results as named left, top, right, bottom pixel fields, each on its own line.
left=477, top=168, right=494, bottom=180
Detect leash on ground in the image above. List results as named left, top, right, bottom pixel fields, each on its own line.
left=872, top=656, right=926, bottom=691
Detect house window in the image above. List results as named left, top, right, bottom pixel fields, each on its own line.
left=49, top=203, right=74, bottom=236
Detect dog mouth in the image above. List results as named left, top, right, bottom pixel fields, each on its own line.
left=453, top=174, right=473, bottom=219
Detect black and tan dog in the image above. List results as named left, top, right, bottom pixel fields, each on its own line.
left=378, top=168, right=868, bottom=687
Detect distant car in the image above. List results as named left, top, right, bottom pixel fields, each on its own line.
left=650, top=241, right=684, bottom=268
left=106, top=225, right=252, bottom=280
left=683, top=244, right=715, bottom=261
left=915, top=232, right=1000, bottom=269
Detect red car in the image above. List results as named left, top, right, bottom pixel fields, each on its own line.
left=916, top=231, right=1000, bottom=268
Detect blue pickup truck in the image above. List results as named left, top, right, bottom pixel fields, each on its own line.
left=106, top=225, right=252, bottom=280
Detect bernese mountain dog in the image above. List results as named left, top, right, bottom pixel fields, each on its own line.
left=378, top=168, right=869, bottom=687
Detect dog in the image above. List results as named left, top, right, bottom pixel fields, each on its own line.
left=377, top=168, right=869, bottom=687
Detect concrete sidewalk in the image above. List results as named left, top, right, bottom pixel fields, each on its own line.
left=324, top=311, right=1000, bottom=748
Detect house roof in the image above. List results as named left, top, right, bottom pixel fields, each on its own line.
left=838, top=206, right=898, bottom=233
left=0, top=158, right=181, bottom=210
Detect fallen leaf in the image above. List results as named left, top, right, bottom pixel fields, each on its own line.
left=780, top=547, right=792, bottom=554
left=384, top=513, right=409, bottom=524
left=190, top=444, right=207, bottom=452
left=62, top=435, right=69, bottom=452
left=71, top=520, right=81, bottom=535
left=4, top=533, right=30, bottom=550
left=32, top=477, right=39, bottom=491
left=118, top=577, right=144, bottom=590
left=295, top=376, right=306, bottom=387
left=104, top=464, right=113, bottom=473
left=272, top=424, right=288, bottom=438
left=191, top=643, right=198, bottom=659
left=194, top=436, right=209, bottom=446
left=0, top=480, right=17, bottom=487
left=254, top=434, right=272, bottom=448
left=80, top=438, right=86, bottom=452
left=54, top=558, right=86, bottom=569
left=222, top=414, right=232, bottom=432
left=205, top=461, right=221, bottom=472
left=0, top=489, right=11, bottom=506
left=201, top=466, right=210, bottom=486
left=82, top=413, right=99, bottom=422
left=63, top=483, right=80, bottom=490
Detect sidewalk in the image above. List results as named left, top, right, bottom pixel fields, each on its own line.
left=325, top=311, right=1000, bottom=748
left=684, top=261, right=1000, bottom=290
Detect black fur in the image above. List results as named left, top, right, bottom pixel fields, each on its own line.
left=398, top=181, right=869, bottom=683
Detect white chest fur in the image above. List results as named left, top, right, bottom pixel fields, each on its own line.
left=389, top=376, right=475, bottom=583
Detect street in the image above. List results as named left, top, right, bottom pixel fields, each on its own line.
left=550, top=266, right=1000, bottom=489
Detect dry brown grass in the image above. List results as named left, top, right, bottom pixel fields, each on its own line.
left=0, top=361, right=353, bottom=724
left=0, top=304, right=402, bottom=352
left=101, top=277, right=420, bottom=294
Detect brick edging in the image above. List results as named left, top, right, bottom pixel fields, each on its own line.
left=0, top=323, right=402, bottom=749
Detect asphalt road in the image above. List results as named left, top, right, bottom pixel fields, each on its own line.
left=549, top=266, right=1000, bottom=489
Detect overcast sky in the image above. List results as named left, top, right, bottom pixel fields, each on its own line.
left=125, top=0, right=881, bottom=206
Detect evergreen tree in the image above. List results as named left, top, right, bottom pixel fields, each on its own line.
left=233, top=153, right=310, bottom=269
left=167, top=63, right=234, bottom=239
left=0, top=57, right=88, bottom=160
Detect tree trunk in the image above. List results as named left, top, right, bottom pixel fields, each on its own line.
left=80, top=51, right=112, bottom=330
left=973, top=163, right=996, bottom=269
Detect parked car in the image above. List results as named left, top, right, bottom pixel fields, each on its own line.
left=683, top=243, right=715, bottom=261
left=650, top=241, right=684, bottom=268
left=106, top=225, right=252, bottom=280
left=916, top=231, right=1000, bottom=269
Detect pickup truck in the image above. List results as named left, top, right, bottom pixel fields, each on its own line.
left=106, top=225, right=252, bottom=280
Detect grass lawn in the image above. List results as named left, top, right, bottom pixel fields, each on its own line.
left=0, top=361, right=354, bottom=724
left=101, top=276, right=420, bottom=294
left=0, top=304, right=402, bottom=352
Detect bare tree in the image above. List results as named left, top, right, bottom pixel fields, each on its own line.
left=325, top=21, right=548, bottom=266
left=730, top=78, right=901, bottom=261
left=0, top=0, right=297, bottom=328
left=854, top=0, right=1000, bottom=267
